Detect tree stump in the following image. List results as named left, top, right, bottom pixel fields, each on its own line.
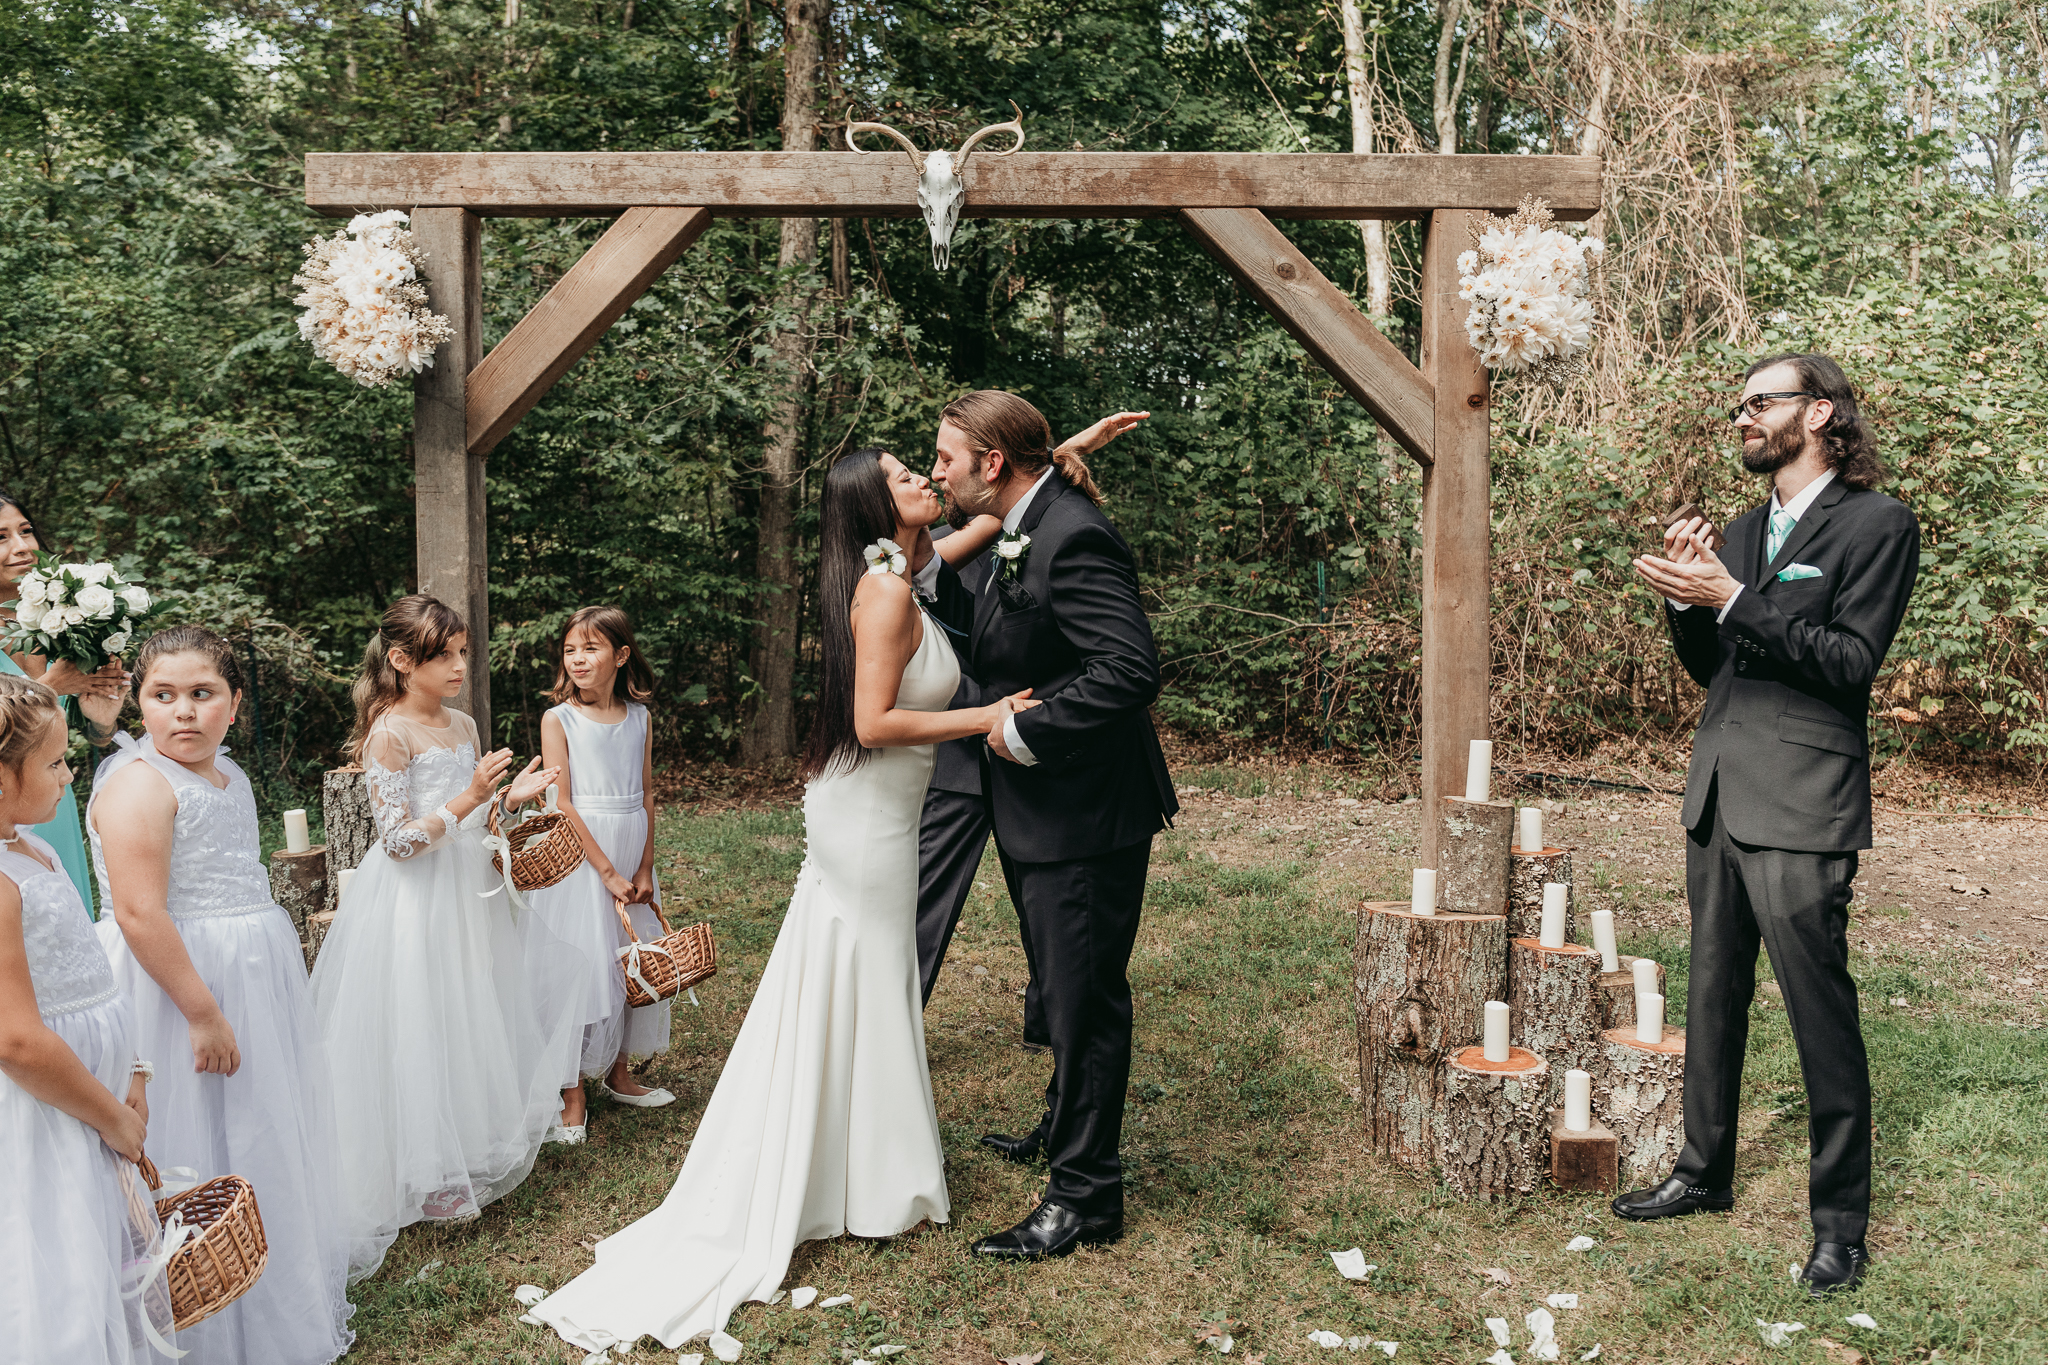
left=1549, top=1111, right=1619, bottom=1193
left=321, top=766, right=374, bottom=915
left=1508, top=848, right=1572, bottom=942
left=1509, top=938, right=1603, bottom=1078
left=268, top=847, right=327, bottom=937
left=303, top=910, right=337, bottom=975
left=1355, top=902, right=1509, bottom=1173
left=1594, top=955, right=1666, bottom=1032
left=1596, top=1028, right=1687, bottom=1188
left=1436, top=797, right=1514, bottom=915
left=1439, top=1045, right=1550, bottom=1202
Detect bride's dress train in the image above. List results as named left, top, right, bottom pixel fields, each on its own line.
left=535, top=611, right=957, bottom=1353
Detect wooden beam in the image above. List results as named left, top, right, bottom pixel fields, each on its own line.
left=466, top=206, right=710, bottom=456
left=410, top=208, right=492, bottom=737
left=305, top=152, right=1603, bottom=221
left=1179, top=207, right=1434, bottom=465
left=1417, top=208, right=1493, bottom=866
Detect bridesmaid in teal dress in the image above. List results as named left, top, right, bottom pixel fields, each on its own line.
left=0, top=493, right=128, bottom=915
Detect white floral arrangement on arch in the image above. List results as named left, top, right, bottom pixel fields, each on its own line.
left=292, top=210, right=455, bottom=387
left=0, top=556, right=161, bottom=671
left=1457, top=197, right=1604, bottom=387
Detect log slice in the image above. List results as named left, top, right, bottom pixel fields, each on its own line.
left=1436, top=797, right=1514, bottom=915
left=1508, top=848, right=1573, bottom=942
left=1440, top=1045, right=1550, bottom=1202
left=320, top=765, right=375, bottom=916
left=268, top=847, right=327, bottom=938
left=1596, top=1027, right=1687, bottom=1189
left=1594, top=954, right=1667, bottom=1032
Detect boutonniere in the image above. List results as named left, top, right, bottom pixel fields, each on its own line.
left=862, top=538, right=907, bottom=576
left=992, top=530, right=1031, bottom=580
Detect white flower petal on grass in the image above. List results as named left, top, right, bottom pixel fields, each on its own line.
left=790, top=1287, right=818, bottom=1309
left=709, top=1330, right=744, bottom=1361
left=1307, top=1330, right=1344, bottom=1348
left=819, top=1295, right=854, bottom=1309
left=1374, top=1342, right=1397, bottom=1357
left=1484, top=1352, right=1515, bottom=1365
left=1579, top=1346, right=1602, bottom=1361
left=872, top=1347, right=908, bottom=1357
left=1845, top=1313, right=1879, bottom=1331
left=1546, top=1294, right=1579, bottom=1309
left=1756, top=1320, right=1806, bottom=1348
left=513, top=1285, right=548, bottom=1307
left=679, top=1357, right=705, bottom=1365
left=1485, top=1318, right=1511, bottom=1347
left=1527, top=1307, right=1560, bottom=1362
left=1565, top=1236, right=1597, bottom=1252
left=581, top=1352, right=610, bottom=1365
left=1329, top=1247, right=1375, bottom=1280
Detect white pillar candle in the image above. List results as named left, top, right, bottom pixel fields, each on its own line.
left=337, top=868, right=356, bottom=901
left=1589, top=909, right=1620, bottom=973
left=1517, top=806, right=1543, bottom=853
left=1539, top=882, right=1569, bottom=949
left=1465, top=739, right=1493, bottom=803
left=1636, top=992, right=1665, bottom=1045
left=1483, top=1000, right=1511, bottom=1063
left=1632, top=957, right=1659, bottom=998
left=1410, top=867, right=1437, bottom=917
left=1563, top=1068, right=1592, bottom=1132
left=283, top=809, right=310, bottom=855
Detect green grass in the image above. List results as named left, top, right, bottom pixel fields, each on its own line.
left=342, top=792, right=2048, bottom=1364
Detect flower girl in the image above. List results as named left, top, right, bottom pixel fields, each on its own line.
left=308, top=594, right=584, bottom=1280
left=528, top=607, right=672, bottom=1142
left=92, top=627, right=354, bottom=1364
left=0, top=674, right=177, bottom=1361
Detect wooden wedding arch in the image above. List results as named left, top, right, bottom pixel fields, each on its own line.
left=304, top=149, right=1601, bottom=857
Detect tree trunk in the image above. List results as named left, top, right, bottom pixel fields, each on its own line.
left=1508, top=848, right=1572, bottom=942
left=1432, top=0, right=1468, bottom=154
left=1509, top=938, right=1603, bottom=1086
left=1437, top=796, right=1512, bottom=914
left=1355, top=901, right=1508, bottom=1173
left=1337, top=0, right=1392, bottom=318
left=739, top=0, right=827, bottom=766
left=1595, top=954, right=1664, bottom=1032
left=268, top=847, right=327, bottom=940
left=320, top=767, right=375, bottom=916
left=1596, top=1027, right=1687, bottom=1188
left=1439, top=1045, right=1548, bottom=1201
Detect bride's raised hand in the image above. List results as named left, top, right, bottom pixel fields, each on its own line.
left=501, top=756, right=561, bottom=810
left=1056, top=411, right=1150, bottom=458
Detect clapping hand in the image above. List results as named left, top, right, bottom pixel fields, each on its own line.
left=1632, top=516, right=1738, bottom=609
left=501, top=755, right=561, bottom=810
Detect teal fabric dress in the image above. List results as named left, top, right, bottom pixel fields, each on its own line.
left=0, top=651, right=97, bottom=917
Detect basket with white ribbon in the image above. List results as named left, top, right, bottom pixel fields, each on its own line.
left=614, top=899, right=717, bottom=1008
left=137, top=1152, right=268, bottom=1334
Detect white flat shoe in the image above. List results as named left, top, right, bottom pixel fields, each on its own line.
left=605, top=1085, right=676, bottom=1109
left=546, top=1124, right=587, bottom=1145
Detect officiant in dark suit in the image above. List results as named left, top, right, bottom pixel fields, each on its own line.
left=1622, top=352, right=1920, bottom=1296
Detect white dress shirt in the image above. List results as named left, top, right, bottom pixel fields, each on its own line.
left=1672, top=468, right=1834, bottom=622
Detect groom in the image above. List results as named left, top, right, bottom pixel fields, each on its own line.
left=928, top=389, right=1177, bottom=1260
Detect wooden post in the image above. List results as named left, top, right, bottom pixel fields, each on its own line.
left=1437, top=796, right=1513, bottom=914
left=411, top=207, right=490, bottom=737
left=1509, top=848, right=1573, bottom=942
left=267, top=847, right=327, bottom=938
left=1596, top=1027, right=1687, bottom=1188
left=1550, top=1111, right=1619, bottom=1193
left=1595, top=954, right=1665, bottom=1032
left=320, top=766, right=375, bottom=916
left=1355, top=901, right=1509, bottom=1173
left=1417, top=209, right=1491, bottom=866
left=1509, top=938, right=1604, bottom=1082
left=1440, top=1045, right=1549, bottom=1201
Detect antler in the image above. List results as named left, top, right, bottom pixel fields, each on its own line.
left=955, top=100, right=1026, bottom=169
left=844, top=117, right=925, bottom=173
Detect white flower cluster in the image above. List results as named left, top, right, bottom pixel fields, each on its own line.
left=4, top=558, right=156, bottom=665
left=1457, top=210, right=1604, bottom=384
left=293, top=211, right=455, bottom=387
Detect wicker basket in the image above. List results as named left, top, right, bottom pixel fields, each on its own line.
left=139, top=1153, right=269, bottom=1330
left=488, top=786, right=583, bottom=892
left=615, top=899, right=717, bottom=1008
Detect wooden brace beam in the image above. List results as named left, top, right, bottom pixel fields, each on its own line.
left=1179, top=207, right=1435, bottom=465
left=306, top=152, right=1603, bottom=222
left=466, top=206, right=711, bottom=456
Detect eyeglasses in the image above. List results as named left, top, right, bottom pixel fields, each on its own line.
left=1727, top=391, right=1822, bottom=423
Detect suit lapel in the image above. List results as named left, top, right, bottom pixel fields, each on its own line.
left=970, top=475, right=1071, bottom=663
left=1764, top=479, right=1846, bottom=583
left=970, top=553, right=1002, bottom=658
left=1730, top=506, right=1770, bottom=593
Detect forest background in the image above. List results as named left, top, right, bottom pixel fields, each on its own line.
left=3, top=0, right=2045, bottom=798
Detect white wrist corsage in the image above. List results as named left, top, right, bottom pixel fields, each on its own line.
left=993, top=529, right=1031, bottom=579
left=862, top=538, right=908, bottom=576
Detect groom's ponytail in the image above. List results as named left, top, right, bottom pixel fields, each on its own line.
left=941, top=390, right=1105, bottom=508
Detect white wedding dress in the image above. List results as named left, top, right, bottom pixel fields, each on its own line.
left=534, top=609, right=957, bottom=1354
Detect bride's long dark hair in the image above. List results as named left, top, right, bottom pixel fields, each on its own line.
left=800, top=448, right=903, bottom=782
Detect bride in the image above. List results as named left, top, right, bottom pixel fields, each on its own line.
left=533, top=447, right=1022, bottom=1354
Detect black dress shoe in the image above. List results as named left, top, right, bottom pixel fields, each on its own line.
left=1800, top=1242, right=1868, bottom=1296
left=1610, top=1175, right=1735, bottom=1221
left=979, top=1130, right=1043, bottom=1164
left=970, top=1200, right=1123, bottom=1260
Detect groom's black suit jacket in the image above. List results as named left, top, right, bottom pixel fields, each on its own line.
left=946, top=475, right=1178, bottom=864
left=1668, top=477, right=1919, bottom=853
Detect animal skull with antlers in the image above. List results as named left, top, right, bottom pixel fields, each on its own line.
left=846, top=102, right=1026, bottom=272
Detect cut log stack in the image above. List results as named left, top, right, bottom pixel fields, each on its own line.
left=1352, top=775, right=1688, bottom=1200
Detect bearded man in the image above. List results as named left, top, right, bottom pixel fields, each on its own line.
left=1622, top=352, right=1920, bottom=1296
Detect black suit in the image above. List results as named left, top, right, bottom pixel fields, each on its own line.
left=1665, top=476, right=1918, bottom=1244
left=962, top=473, right=1178, bottom=1219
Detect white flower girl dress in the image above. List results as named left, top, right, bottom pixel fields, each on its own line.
left=308, top=709, right=585, bottom=1280
left=92, top=736, right=355, bottom=1365
left=527, top=700, right=670, bottom=1083
left=0, top=831, right=177, bottom=1363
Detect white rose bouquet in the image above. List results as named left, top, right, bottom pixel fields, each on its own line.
left=1457, top=197, right=1604, bottom=387
left=293, top=210, right=455, bottom=388
left=1, top=555, right=163, bottom=671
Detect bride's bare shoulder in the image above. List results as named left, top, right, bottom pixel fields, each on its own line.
left=850, top=571, right=919, bottom=646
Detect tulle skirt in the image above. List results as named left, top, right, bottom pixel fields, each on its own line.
left=0, top=991, right=177, bottom=1363
left=309, top=828, right=587, bottom=1281
left=99, top=905, right=355, bottom=1364
left=525, top=807, right=671, bottom=1083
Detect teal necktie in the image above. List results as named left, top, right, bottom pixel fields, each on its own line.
left=1767, top=508, right=1796, bottom=561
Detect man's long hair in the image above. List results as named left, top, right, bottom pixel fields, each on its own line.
left=1744, top=352, right=1884, bottom=490
left=940, top=389, right=1104, bottom=506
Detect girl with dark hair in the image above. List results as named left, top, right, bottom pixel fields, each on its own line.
left=0, top=491, right=130, bottom=913
left=309, top=595, right=586, bottom=1281
left=531, top=448, right=1024, bottom=1355
left=527, top=606, right=675, bottom=1143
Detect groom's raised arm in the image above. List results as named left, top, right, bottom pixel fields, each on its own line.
left=1007, top=523, right=1161, bottom=770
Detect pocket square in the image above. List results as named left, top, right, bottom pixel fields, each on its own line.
left=1776, top=563, right=1823, bottom=582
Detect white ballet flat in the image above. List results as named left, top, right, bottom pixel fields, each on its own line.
left=604, top=1085, right=676, bottom=1109
left=546, top=1124, right=587, bottom=1146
